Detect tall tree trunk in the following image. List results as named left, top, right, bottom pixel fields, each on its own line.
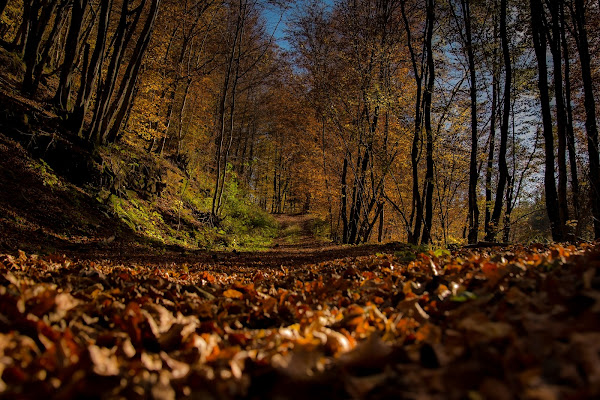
left=421, top=0, right=435, bottom=245
left=55, top=0, right=89, bottom=112
left=212, top=0, right=245, bottom=219
left=484, top=9, right=498, bottom=241
left=462, top=0, right=479, bottom=244
left=30, top=1, right=68, bottom=95
left=0, top=1, right=8, bottom=17
left=561, top=1, right=580, bottom=237
left=21, top=0, right=58, bottom=96
left=341, top=156, right=349, bottom=244
left=530, top=0, right=563, bottom=241
left=88, top=0, right=143, bottom=144
left=401, top=1, right=423, bottom=244
left=489, top=0, right=511, bottom=241
left=548, top=0, right=570, bottom=239
left=573, top=0, right=600, bottom=239
left=104, top=0, right=161, bottom=144
left=70, top=0, right=112, bottom=137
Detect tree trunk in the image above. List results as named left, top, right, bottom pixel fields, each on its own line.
left=401, top=1, right=423, bottom=245
left=88, top=0, right=143, bottom=144
left=484, top=8, right=498, bottom=241
left=341, top=156, right=349, bottom=243
left=421, top=0, right=435, bottom=245
left=573, top=0, right=600, bottom=239
left=530, top=0, right=563, bottom=241
left=561, top=1, right=580, bottom=237
left=55, top=0, right=89, bottom=112
left=21, top=0, right=58, bottom=96
left=462, top=0, right=480, bottom=244
left=30, top=1, right=68, bottom=95
left=548, top=0, right=570, bottom=239
left=103, top=0, right=161, bottom=144
left=0, top=0, right=8, bottom=17
left=70, top=0, right=112, bottom=137
left=489, top=0, right=511, bottom=241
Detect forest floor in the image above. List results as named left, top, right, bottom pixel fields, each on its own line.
left=2, top=131, right=600, bottom=399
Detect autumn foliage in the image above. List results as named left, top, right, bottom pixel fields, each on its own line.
left=1, top=244, right=599, bottom=398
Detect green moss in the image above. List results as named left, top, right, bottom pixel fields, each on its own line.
left=30, top=159, right=60, bottom=188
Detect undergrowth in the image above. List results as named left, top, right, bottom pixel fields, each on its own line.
left=101, top=147, right=277, bottom=251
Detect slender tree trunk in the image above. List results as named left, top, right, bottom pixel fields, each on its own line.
left=421, top=0, right=435, bottom=245
left=21, top=0, right=58, bottom=96
left=462, top=0, right=480, bottom=244
left=88, top=0, right=143, bottom=144
left=104, top=0, right=161, bottom=144
left=0, top=1, right=8, bottom=17
left=55, top=0, right=89, bottom=112
left=484, top=12, right=498, bottom=241
left=561, top=1, right=580, bottom=236
left=489, top=0, right=511, bottom=241
left=401, top=1, right=423, bottom=244
left=530, top=0, right=563, bottom=241
left=548, top=0, right=570, bottom=239
left=30, top=1, right=67, bottom=94
left=341, top=156, right=349, bottom=243
left=176, top=78, right=192, bottom=155
left=573, top=0, right=600, bottom=239
left=212, top=0, right=245, bottom=219
left=70, top=0, right=112, bottom=137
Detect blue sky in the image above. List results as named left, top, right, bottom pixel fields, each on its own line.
left=262, top=0, right=334, bottom=51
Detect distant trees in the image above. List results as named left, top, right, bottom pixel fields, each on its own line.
left=0, top=0, right=599, bottom=243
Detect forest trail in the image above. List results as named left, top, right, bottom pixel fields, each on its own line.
left=272, top=213, right=329, bottom=249
left=164, top=214, right=409, bottom=268
left=56, top=214, right=410, bottom=268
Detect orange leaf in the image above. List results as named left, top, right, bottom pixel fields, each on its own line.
left=223, top=289, right=244, bottom=299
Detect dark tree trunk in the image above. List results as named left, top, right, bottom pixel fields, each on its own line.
left=561, top=1, right=580, bottom=236
left=0, top=0, right=8, bottom=17
left=485, top=2, right=499, bottom=241
left=401, top=1, right=423, bottom=244
left=421, top=0, right=435, bottom=245
left=489, top=0, right=511, bottom=241
left=548, top=0, right=570, bottom=239
left=21, top=0, right=58, bottom=96
left=30, top=1, right=68, bottom=94
left=573, top=0, right=600, bottom=239
left=462, top=0, right=479, bottom=244
left=104, top=0, right=161, bottom=144
left=89, top=0, right=143, bottom=144
left=530, top=0, right=563, bottom=241
left=55, top=0, right=89, bottom=112
left=341, top=156, right=349, bottom=243
left=70, top=0, right=112, bottom=137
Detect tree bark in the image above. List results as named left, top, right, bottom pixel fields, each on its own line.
left=55, top=0, right=89, bottom=112
left=560, top=1, right=580, bottom=236
left=421, top=0, right=435, bottom=245
left=484, top=8, right=498, bottom=242
left=70, top=0, right=112, bottom=137
left=21, top=0, right=59, bottom=96
left=572, top=0, right=600, bottom=239
left=547, top=0, right=570, bottom=239
left=401, top=1, right=423, bottom=244
left=89, top=0, right=144, bottom=144
left=341, top=156, right=349, bottom=243
left=0, top=0, right=8, bottom=17
left=104, top=0, right=161, bottom=144
left=530, top=0, right=563, bottom=241
left=489, top=0, right=511, bottom=241
left=461, top=0, right=480, bottom=244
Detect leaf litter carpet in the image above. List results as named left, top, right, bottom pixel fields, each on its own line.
left=1, top=243, right=599, bottom=399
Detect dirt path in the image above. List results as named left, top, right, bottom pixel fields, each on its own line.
left=272, top=213, right=328, bottom=249
left=75, top=214, right=410, bottom=268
